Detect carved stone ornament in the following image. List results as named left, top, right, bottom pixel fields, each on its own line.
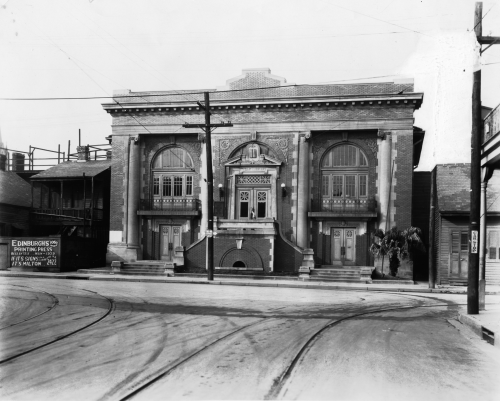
left=214, top=138, right=234, bottom=164
left=262, top=136, right=289, bottom=162
left=363, top=139, right=378, bottom=157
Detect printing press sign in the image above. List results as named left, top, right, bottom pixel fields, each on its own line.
left=10, top=238, right=61, bottom=268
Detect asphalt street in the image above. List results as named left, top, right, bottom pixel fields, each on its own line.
left=1, top=277, right=499, bottom=400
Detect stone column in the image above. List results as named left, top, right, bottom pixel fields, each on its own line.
left=297, top=133, right=310, bottom=248
left=378, top=131, right=392, bottom=231
left=479, top=181, right=487, bottom=310
left=126, top=136, right=141, bottom=256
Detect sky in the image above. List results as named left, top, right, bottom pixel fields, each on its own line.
left=0, top=0, right=499, bottom=171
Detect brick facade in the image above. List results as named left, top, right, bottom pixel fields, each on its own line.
left=103, top=69, right=423, bottom=275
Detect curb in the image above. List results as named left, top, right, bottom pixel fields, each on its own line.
left=0, top=272, right=489, bottom=294
left=458, top=313, right=497, bottom=347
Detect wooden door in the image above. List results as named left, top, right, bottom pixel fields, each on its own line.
left=450, top=230, right=468, bottom=279
left=160, top=225, right=181, bottom=261
left=331, top=228, right=356, bottom=266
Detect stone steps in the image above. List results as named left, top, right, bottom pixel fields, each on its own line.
left=117, top=261, right=174, bottom=276
left=309, top=266, right=371, bottom=283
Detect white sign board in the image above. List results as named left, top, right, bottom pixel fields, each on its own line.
left=471, top=230, right=478, bottom=254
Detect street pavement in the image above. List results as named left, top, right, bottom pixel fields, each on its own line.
left=1, top=276, right=500, bottom=400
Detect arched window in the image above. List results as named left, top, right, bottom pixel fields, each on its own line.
left=321, top=144, right=369, bottom=200
left=153, top=147, right=193, bottom=169
left=152, top=147, right=194, bottom=199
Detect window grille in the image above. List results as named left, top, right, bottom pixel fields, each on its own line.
left=236, top=175, right=271, bottom=184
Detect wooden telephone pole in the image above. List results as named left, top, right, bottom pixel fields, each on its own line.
left=469, top=2, right=500, bottom=314
left=183, top=93, right=232, bottom=281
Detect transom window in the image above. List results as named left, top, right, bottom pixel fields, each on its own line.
left=322, top=144, right=367, bottom=168
left=153, top=146, right=193, bottom=169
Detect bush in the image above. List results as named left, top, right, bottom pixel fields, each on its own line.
left=369, top=226, right=425, bottom=277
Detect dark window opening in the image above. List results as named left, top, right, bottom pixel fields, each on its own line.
left=240, top=202, right=249, bottom=218
left=233, top=261, right=246, bottom=267
left=257, top=202, right=266, bottom=218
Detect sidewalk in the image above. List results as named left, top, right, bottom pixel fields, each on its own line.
left=1, top=269, right=500, bottom=347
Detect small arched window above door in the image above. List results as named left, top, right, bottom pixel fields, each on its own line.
left=321, top=144, right=369, bottom=202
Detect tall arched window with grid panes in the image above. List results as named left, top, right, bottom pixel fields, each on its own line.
left=151, top=146, right=194, bottom=209
left=320, top=144, right=369, bottom=211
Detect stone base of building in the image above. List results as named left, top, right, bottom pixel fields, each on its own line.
left=106, top=243, right=141, bottom=264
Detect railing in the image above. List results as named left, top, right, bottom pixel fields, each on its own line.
left=140, top=198, right=201, bottom=212
left=312, top=197, right=377, bottom=213
left=30, top=208, right=104, bottom=221
left=484, top=104, right=500, bottom=144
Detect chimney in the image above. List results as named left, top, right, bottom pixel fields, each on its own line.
left=12, top=152, right=25, bottom=171
left=77, top=145, right=90, bottom=162
left=0, top=154, right=6, bottom=171
left=106, top=150, right=112, bottom=160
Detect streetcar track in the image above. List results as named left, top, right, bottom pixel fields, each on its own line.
left=265, top=296, right=466, bottom=400
left=0, top=284, right=59, bottom=330
left=118, top=294, right=459, bottom=401
left=118, top=317, right=273, bottom=401
left=0, top=288, right=114, bottom=365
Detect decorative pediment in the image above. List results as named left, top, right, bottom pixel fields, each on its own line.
left=225, top=154, right=282, bottom=167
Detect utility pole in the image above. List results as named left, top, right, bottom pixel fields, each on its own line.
left=183, top=92, right=232, bottom=280
left=469, top=2, right=500, bottom=314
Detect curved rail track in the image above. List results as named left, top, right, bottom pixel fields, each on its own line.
left=0, top=285, right=114, bottom=365
left=0, top=284, right=59, bottom=330
left=114, top=292, right=464, bottom=401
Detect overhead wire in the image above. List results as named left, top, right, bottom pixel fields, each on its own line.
left=55, top=2, right=228, bottom=125
left=0, top=74, right=416, bottom=101
left=323, top=2, right=434, bottom=39
left=472, top=3, right=496, bottom=32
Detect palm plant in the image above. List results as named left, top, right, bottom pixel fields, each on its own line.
left=369, top=226, right=425, bottom=277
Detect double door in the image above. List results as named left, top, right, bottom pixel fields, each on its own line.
left=160, top=225, right=181, bottom=261
left=237, top=188, right=270, bottom=219
left=331, top=228, right=356, bottom=265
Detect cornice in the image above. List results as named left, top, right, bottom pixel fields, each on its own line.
left=103, top=93, right=424, bottom=115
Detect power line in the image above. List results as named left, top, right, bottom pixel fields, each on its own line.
left=324, top=2, right=434, bottom=39
left=472, top=3, right=496, bottom=31
left=0, top=74, right=415, bottom=101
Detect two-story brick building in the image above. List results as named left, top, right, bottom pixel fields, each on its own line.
left=103, top=69, right=424, bottom=278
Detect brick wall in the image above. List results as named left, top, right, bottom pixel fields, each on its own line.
left=111, top=105, right=414, bottom=127
left=110, top=136, right=127, bottom=233
left=184, top=236, right=272, bottom=272
left=113, top=82, right=415, bottom=104
left=393, top=132, right=413, bottom=228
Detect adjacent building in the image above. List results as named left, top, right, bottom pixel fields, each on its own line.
left=102, top=69, right=424, bottom=277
